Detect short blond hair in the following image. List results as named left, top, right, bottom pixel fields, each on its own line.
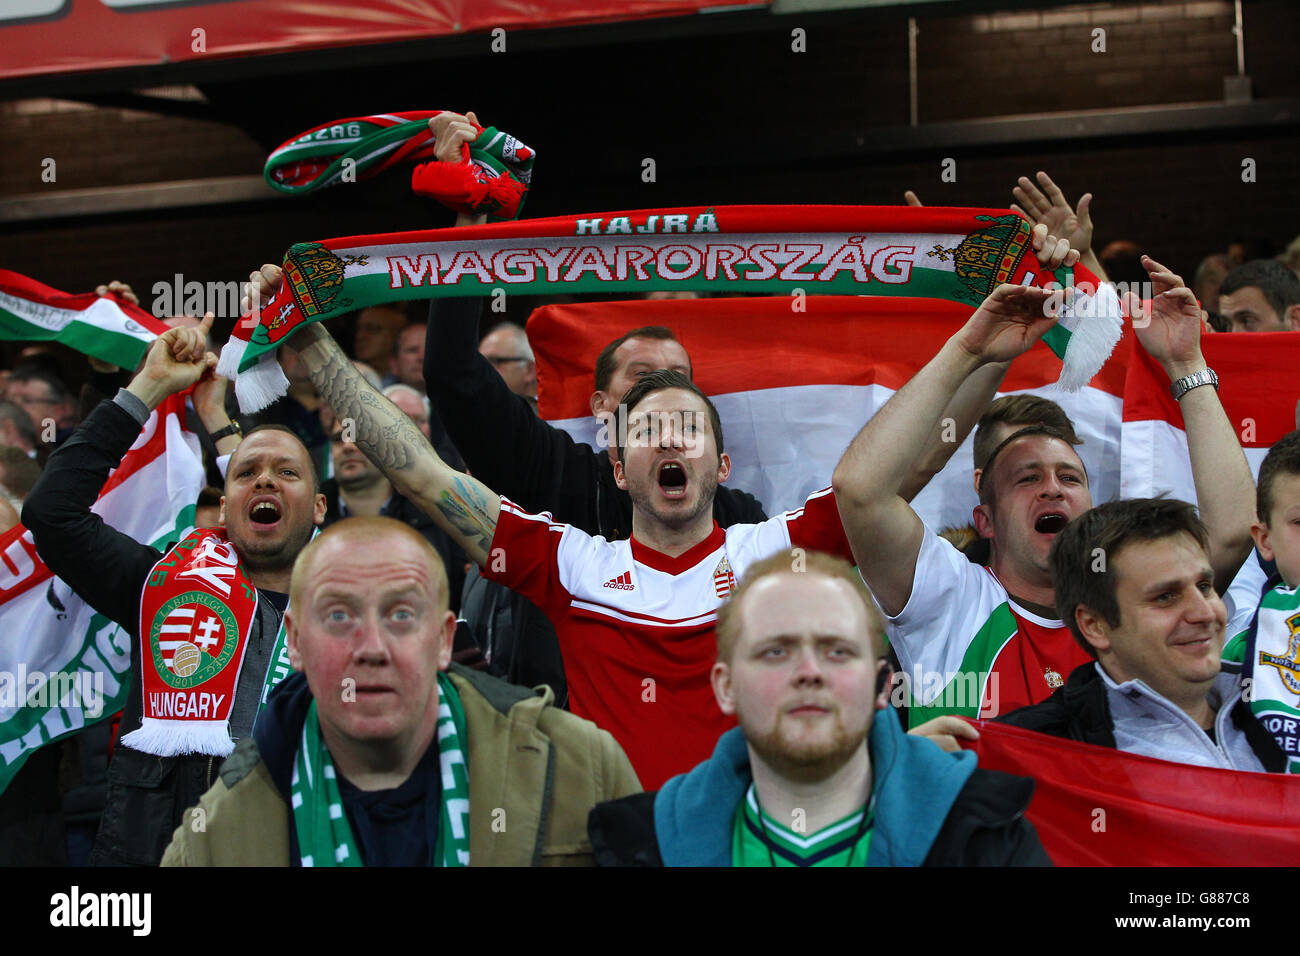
left=714, top=549, right=886, bottom=662
left=289, top=517, right=449, bottom=611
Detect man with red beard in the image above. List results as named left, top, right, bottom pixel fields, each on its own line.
left=23, top=316, right=327, bottom=865
left=586, top=550, right=1050, bottom=866
left=832, top=254, right=1256, bottom=725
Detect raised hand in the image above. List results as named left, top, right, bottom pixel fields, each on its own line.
left=128, top=313, right=217, bottom=409
left=1012, top=170, right=1094, bottom=257
left=428, top=110, right=481, bottom=165
left=95, top=280, right=139, bottom=307
left=1128, top=255, right=1205, bottom=377
left=955, top=283, right=1060, bottom=365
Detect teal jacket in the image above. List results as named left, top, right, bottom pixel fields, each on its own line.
left=589, top=708, right=1051, bottom=867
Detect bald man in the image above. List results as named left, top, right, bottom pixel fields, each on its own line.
left=163, top=517, right=638, bottom=866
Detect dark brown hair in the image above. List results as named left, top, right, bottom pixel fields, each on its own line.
left=1050, top=497, right=1209, bottom=658
left=593, top=326, right=689, bottom=393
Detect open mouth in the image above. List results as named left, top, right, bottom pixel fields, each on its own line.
left=1034, top=512, right=1069, bottom=535
left=657, top=462, right=687, bottom=498
left=249, top=501, right=282, bottom=525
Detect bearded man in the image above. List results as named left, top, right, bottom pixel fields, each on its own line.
left=586, top=550, right=1050, bottom=866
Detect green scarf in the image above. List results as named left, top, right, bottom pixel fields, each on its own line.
left=290, top=672, right=470, bottom=866
left=263, top=111, right=533, bottom=221
left=219, top=205, right=1122, bottom=413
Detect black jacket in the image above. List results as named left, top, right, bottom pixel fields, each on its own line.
left=23, top=397, right=288, bottom=866
left=423, top=296, right=768, bottom=539
left=588, top=770, right=1048, bottom=867
left=997, top=661, right=1287, bottom=772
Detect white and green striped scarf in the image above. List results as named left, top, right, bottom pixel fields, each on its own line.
left=290, top=672, right=470, bottom=866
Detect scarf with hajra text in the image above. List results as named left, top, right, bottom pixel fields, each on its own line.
left=290, top=673, right=471, bottom=866
left=124, top=529, right=258, bottom=757
left=264, top=111, right=534, bottom=220
left=217, top=205, right=1124, bottom=413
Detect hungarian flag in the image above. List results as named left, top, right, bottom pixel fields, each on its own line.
left=965, top=719, right=1300, bottom=865
left=0, top=394, right=205, bottom=795
left=530, top=294, right=1128, bottom=532
left=1120, top=330, right=1300, bottom=502
left=0, top=270, right=169, bottom=370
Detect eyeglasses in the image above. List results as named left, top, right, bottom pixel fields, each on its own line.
left=484, top=355, right=536, bottom=370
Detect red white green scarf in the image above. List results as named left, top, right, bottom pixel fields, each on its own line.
left=123, top=529, right=258, bottom=757
left=0, top=269, right=169, bottom=369
left=219, top=205, right=1121, bottom=412
left=264, top=110, right=534, bottom=220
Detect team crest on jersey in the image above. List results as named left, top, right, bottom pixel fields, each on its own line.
left=149, top=591, right=239, bottom=690
left=713, top=557, right=737, bottom=599
left=1044, top=667, right=1064, bottom=689
left=1259, top=612, right=1300, bottom=696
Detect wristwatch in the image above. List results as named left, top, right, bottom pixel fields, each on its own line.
left=209, top=421, right=242, bottom=442
left=1169, top=367, right=1218, bottom=401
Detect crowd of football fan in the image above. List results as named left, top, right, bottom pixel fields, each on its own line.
left=3, top=110, right=1300, bottom=867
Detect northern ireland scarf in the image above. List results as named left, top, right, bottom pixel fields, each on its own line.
left=218, top=205, right=1123, bottom=412
left=290, top=673, right=470, bottom=867
left=1241, top=580, right=1300, bottom=772
left=124, top=529, right=258, bottom=757
left=264, top=111, right=534, bottom=220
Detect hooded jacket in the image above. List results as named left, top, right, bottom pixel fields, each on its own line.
left=162, top=664, right=640, bottom=866
left=587, top=707, right=1049, bottom=866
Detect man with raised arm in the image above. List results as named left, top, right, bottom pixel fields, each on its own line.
left=250, top=264, right=854, bottom=788
left=832, top=253, right=1255, bottom=726
left=22, top=316, right=328, bottom=866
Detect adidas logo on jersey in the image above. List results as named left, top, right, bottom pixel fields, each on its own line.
left=603, top=571, right=635, bottom=591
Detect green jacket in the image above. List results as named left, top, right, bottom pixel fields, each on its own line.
left=161, top=666, right=641, bottom=866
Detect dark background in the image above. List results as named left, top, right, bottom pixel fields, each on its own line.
left=1, top=0, right=1297, bottom=336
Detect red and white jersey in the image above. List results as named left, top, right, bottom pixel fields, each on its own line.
left=484, top=488, right=852, bottom=788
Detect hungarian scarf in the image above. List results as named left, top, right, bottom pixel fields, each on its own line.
left=1237, top=580, right=1300, bottom=772
left=731, top=784, right=874, bottom=867
left=0, top=269, right=168, bottom=369
left=264, top=111, right=534, bottom=221
left=124, top=529, right=258, bottom=757
left=218, top=205, right=1123, bottom=413
left=290, top=673, right=470, bottom=867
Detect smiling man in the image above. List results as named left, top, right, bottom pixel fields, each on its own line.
left=587, top=550, right=1050, bottom=866
left=161, top=518, right=639, bottom=866
left=997, top=498, right=1286, bottom=771
left=832, top=251, right=1256, bottom=725
left=23, top=316, right=328, bottom=866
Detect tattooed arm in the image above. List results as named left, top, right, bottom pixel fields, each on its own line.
left=245, top=265, right=500, bottom=566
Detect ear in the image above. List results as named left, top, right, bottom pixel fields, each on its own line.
left=285, top=608, right=304, bottom=672
left=612, top=457, right=627, bottom=491
left=217, top=495, right=227, bottom=529
left=313, top=492, right=327, bottom=526
left=1286, top=304, right=1300, bottom=331
left=711, top=660, right=736, bottom=716
left=717, top=452, right=731, bottom=484
left=436, top=611, right=456, bottom=671
left=1251, top=519, right=1275, bottom=563
left=590, top=390, right=611, bottom=419
left=1074, top=603, right=1112, bottom=656
left=874, top=659, right=893, bottom=711
left=971, top=467, right=984, bottom=496
left=972, top=503, right=995, bottom=540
